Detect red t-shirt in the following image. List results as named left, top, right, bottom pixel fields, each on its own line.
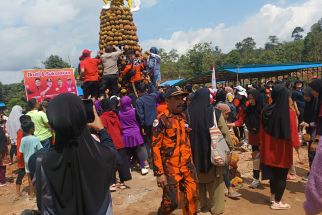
left=16, top=129, right=25, bottom=169
left=100, top=111, right=124, bottom=149
left=27, top=86, right=45, bottom=98
left=80, top=57, right=101, bottom=83
left=260, top=109, right=300, bottom=169
left=55, top=86, right=68, bottom=94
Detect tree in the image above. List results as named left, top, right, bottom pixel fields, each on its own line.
left=235, top=37, right=257, bottom=64
left=235, top=37, right=256, bottom=51
left=303, top=18, right=322, bottom=62
left=292, top=27, right=304, bottom=40
left=185, top=42, right=222, bottom=75
left=224, top=50, right=241, bottom=65
left=265, top=35, right=280, bottom=50
left=43, top=55, right=71, bottom=69
left=284, top=40, right=304, bottom=62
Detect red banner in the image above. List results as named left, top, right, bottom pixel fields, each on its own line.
left=24, top=69, right=77, bottom=101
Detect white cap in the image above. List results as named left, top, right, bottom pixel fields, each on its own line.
left=237, top=90, right=248, bottom=98
left=234, top=85, right=246, bottom=92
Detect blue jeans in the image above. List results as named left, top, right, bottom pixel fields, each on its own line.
left=224, top=164, right=231, bottom=188
left=40, top=137, right=52, bottom=151
left=152, top=72, right=161, bottom=87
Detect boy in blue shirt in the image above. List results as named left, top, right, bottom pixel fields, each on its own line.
left=19, top=120, right=43, bottom=197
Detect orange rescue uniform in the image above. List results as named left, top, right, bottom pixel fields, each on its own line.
left=122, top=62, right=144, bottom=83
left=152, top=109, right=198, bottom=215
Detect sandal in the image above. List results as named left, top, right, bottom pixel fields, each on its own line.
left=228, top=191, right=242, bottom=199
left=271, top=201, right=291, bottom=210
left=109, top=184, right=117, bottom=192
left=118, top=183, right=127, bottom=190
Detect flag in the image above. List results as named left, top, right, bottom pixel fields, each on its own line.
left=211, top=65, right=217, bottom=90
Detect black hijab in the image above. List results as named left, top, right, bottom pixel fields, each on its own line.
left=303, top=87, right=318, bottom=123
left=214, top=89, right=227, bottom=106
left=110, top=97, right=120, bottom=112
left=101, top=98, right=113, bottom=112
left=262, top=85, right=290, bottom=139
left=309, top=79, right=322, bottom=102
left=245, top=89, right=263, bottom=134
left=188, top=88, right=219, bottom=174
left=42, top=93, right=116, bottom=215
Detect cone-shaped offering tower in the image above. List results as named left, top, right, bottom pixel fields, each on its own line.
left=99, top=0, right=141, bottom=52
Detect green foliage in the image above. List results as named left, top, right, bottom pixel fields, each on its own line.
left=43, top=55, right=71, bottom=69
left=0, top=81, right=27, bottom=114
left=160, top=18, right=322, bottom=81
left=292, top=27, right=304, bottom=40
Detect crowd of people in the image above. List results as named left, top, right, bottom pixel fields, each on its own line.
left=0, top=45, right=322, bottom=215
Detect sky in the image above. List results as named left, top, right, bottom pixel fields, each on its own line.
left=0, top=0, right=322, bottom=84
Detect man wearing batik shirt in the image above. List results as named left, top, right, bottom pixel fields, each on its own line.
left=152, top=86, right=198, bottom=215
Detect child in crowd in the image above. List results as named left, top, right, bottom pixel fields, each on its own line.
left=15, top=115, right=31, bottom=196
left=19, top=120, right=43, bottom=197
left=100, top=98, right=132, bottom=191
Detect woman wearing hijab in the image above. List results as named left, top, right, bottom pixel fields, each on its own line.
left=119, top=96, right=149, bottom=175
left=188, top=88, right=233, bottom=215
left=34, top=93, right=116, bottom=215
left=100, top=98, right=132, bottom=191
left=227, top=90, right=248, bottom=140
left=214, top=89, right=227, bottom=106
left=309, top=79, right=322, bottom=140
left=245, top=89, right=263, bottom=189
left=304, top=137, right=322, bottom=215
left=215, top=103, right=242, bottom=199
left=260, top=85, right=300, bottom=210
left=302, top=87, right=318, bottom=170
left=6, top=105, right=23, bottom=164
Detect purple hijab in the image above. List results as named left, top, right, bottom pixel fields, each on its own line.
left=304, top=137, right=322, bottom=215
left=119, top=96, right=144, bottom=147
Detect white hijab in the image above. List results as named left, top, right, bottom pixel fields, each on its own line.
left=6, top=105, right=23, bottom=144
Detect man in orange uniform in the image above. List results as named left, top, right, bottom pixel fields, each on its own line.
left=152, top=86, right=198, bottom=215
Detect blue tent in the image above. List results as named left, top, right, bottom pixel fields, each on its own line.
left=178, top=63, right=322, bottom=85
left=160, top=79, right=184, bottom=87
left=224, top=63, right=322, bottom=74
left=0, top=102, right=5, bottom=108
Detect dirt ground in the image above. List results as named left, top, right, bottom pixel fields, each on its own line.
left=0, top=146, right=320, bottom=215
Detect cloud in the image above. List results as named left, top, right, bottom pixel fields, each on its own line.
left=0, top=0, right=321, bottom=85
left=22, top=0, right=79, bottom=27
left=141, top=0, right=322, bottom=54
left=0, top=0, right=100, bottom=84
left=141, top=0, right=158, bottom=8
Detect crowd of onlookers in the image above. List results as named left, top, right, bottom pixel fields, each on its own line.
left=0, top=46, right=322, bottom=215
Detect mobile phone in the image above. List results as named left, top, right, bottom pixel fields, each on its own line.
left=82, top=99, right=95, bottom=123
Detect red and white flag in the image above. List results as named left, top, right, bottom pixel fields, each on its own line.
left=211, top=65, right=217, bottom=90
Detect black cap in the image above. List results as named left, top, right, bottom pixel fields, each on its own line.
left=165, top=86, right=188, bottom=98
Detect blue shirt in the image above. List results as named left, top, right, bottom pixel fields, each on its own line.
left=19, top=135, right=43, bottom=173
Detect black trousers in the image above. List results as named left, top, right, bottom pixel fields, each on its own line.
left=269, top=167, right=289, bottom=202
left=101, top=74, right=119, bottom=96
left=10, top=144, right=17, bottom=162
left=83, top=81, right=99, bottom=99
left=252, top=145, right=260, bottom=180
left=143, top=126, right=153, bottom=158
left=111, top=148, right=132, bottom=184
